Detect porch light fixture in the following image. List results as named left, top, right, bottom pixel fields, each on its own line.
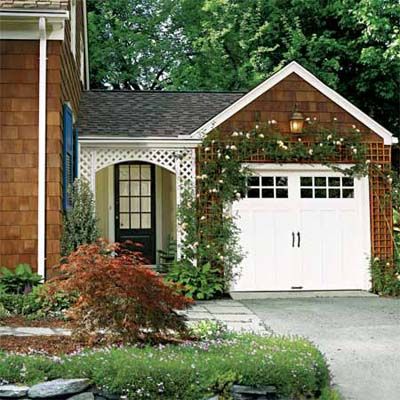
left=289, top=104, right=304, bottom=134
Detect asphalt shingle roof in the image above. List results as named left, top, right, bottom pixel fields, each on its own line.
left=77, top=90, right=245, bottom=138
left=0, top=0, right=69, bottom=9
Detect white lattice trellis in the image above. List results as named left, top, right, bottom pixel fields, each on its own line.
left=79, top=144, right=197, bottom=257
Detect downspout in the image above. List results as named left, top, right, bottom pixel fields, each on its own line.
left=38, top=17, right=47, bottom=279
left=82, top=0, right=90, bottom=90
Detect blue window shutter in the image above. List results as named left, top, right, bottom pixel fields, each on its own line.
left=73, top=127, right=79, bottom=180
left=63, top=104, right=74, bottom=210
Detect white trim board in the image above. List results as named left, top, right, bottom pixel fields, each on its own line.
left=190, top=61, right=397, bottom=146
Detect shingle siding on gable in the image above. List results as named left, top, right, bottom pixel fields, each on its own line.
left=0, top=0, right=69, bottom=9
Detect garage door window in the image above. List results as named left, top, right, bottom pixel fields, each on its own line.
left=300, top=176, right=354, bottom=199
left=246, top=176, right=288, bottom=198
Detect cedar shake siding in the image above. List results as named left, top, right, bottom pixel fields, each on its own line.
left=0, top=0, right=84, bottom=273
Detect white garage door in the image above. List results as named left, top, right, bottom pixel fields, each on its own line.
left=231, top=165, right=371, bottom=291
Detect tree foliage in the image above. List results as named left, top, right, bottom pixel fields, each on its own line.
left=87, top=0, right=399, bottom=137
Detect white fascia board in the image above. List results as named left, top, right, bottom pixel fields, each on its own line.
left=190, top=61, right=395, bottom=146
left=0, top=9, right=68, bottom=40
left=79, top=136, right=201, bottom=148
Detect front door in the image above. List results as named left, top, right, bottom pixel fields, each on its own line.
left=115, top=162, right=156, bottom=263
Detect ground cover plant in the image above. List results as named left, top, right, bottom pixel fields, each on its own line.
left=0, top=333, right=331, bottom=400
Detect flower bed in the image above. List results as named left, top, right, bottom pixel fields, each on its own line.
left=0, top=334, right=330, bottom=399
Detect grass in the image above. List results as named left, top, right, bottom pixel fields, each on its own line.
left=0, top=333, right=331, bottom=399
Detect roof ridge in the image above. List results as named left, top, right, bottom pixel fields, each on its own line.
left=85, top=90, right=246, bottom=94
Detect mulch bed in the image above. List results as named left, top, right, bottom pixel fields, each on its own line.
left=0, top=335, right=85, bottom=356
left=0, top=315, right=74, bottom=328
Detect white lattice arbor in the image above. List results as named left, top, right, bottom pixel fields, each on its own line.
left=79, top=143, right=197, bottom=256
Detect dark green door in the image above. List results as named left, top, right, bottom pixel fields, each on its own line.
left=115, top=162, right=156, bottom=263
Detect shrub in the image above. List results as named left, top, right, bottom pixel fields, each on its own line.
left=0, top=264, right=42, bottom=294
left=50, top=241, right=193, bottom=344
left=61, top=178, right=99, bottom=256
left=0, top=334, right=330, bottom=399
left=166, top=261, right=224, bottom=300
left=189, top=320, right=229, bottom=341
left=370, top=257, right=400, bottom=296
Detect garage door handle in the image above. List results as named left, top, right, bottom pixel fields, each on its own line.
left=292, top=232, right=295, bottom=247
left=297, top=232, right=301, bottom=248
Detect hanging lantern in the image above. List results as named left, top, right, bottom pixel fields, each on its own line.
left=289, top=104, right=304, bottom=134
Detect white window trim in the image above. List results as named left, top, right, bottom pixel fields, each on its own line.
left=70, top=0, right=76, bottom=58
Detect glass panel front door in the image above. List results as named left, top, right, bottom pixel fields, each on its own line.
left=115, top=162, right=155, bottom=263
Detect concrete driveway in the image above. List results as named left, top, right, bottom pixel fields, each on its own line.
left=241, top=297, right=400, bottom=400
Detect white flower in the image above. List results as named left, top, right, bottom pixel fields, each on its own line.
left=200, top=216, right=206, bottom=221
left=219, top=179, right=224, bottom=184
left=365, top=159, right=371, bottom=164
left=308, top=149, right=314, bottom=155
left=356, top=128, right=360, bottom=133
left=258, top=133, right=264, bottom=138
left=374, top=257, right=380, bottom=262
left=267, top=120, right=271, bottom=125
left=246, top=133, right=251, bottom=139
left=336, top=141, right=341, bottom=145
left=397, top=274, right=400, bottom=281
left=206, top=244, right=210, bottom=249
left=271, top=119, right=277, bottom=124
left=305, top=117, right=311, bottom=121
left=212, top=188, right=218, bottom=193
left=204, top=147, right=210, bottom=152
left=298, top=138, right=302, bottom=142
left=220, top=255, right=224, bottom=261
left=196, top=175, right=201, bottom=180
left=388, top=177, right=393, bottom=184
left=225, top=155, right=230, bottom=160
left=333, top=117, right=338, bottom=121
left=340, top=137, right=344, bottom=142
left=226, top=145, right=230, bottom=149
left=327, top=134, right=332, bottom=140
left=235, top=192, right=241, bottom=199
left=386, top=262, right=391, bottom=267
left=230, top=145, right=237, bottom=150
left=282, top=145, right=288, bottom=150
left=239, top=131, right=244, bottom=136
left=377, top=164, right=382, bottom=169
left=319, top=143, right=323, bottom=147
left=211, top=139, right=216, bottom=144
left=181, top=223, right=188, bottom=230
left=201, top=174, right=208, bottom=180
left=232, top=131, right=239, bottom=137
left=193, top=242, right=199, bottom=247
left=313, top=117, right=317, bottom=121
left=352, top=124, right=356, bottom=129
left=255, top=124, right=259, bottom=129
left=353, top=148, right=358, bottom=154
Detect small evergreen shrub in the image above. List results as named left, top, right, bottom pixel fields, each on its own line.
left=61, top=178, right=99, bottom=256
left=50, top=241, right=193, bottom=344
left=370, top=257, right=400, bottom=296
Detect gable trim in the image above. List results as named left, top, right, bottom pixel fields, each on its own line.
left=190, top=61, right=397, bottom=145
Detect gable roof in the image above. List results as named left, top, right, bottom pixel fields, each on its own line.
left=77, top=91, right=244, bottom=138
left=190, top=61, right=397, bottom=145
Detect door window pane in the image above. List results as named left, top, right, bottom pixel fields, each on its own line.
left=248, top=177, right=260, bottom=186
left=142, top=214, right=151, bottom=229
left=130, top=165, right=140, bottom=179
left=261, top=188, right=274, bottom=198
left=301, top=188, right=313, bottom=198
left=342, top=177, right=354, bottom=187
left=247, top=188, right=260, bottom=198
left=315, top=177, right=327, bottom=187
left=120, top=198, right=129, bottom=212
left=131, top=213, right=140, bottom=229
left=276, top=188, right=288, bottom=198
left=119, top=165, right=129, bottom=180
left=130, top=197, right=140, bottom=212
left=141, top=197, right=151, bottom=212
left=130, top=181, right=140, bottom=196
left=343, top=189, right=354, bottom=198
left=120, top=182, right=129, bottom=196
left=276, top=176, right=288, bottom=186
left=119, top=213, right=129, bottom=228
left=315, top=189, right=327, bottom=198
left=141, top=166, right=151, bottom=179
left=328, top=177, right=340, bottom=187
left=141, top=181, right=151, bottom=196
left=301, top=177, right=312, bottom=186
left=329, top=189, right=340, bottom=198
left=261, top=177, right=273, bottom=186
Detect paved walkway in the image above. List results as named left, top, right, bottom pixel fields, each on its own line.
left=243, top=297, right=400, bottom=400
left=0, top=300, right=268, bottom=337
left=184, top=299, right=268, bottom=333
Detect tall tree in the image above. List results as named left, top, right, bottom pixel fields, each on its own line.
left=87, top=0, right=400, bottom=137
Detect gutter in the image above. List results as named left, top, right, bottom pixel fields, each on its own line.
left=37, top=17, right=47, bottom=279
left=82, top=0, right=90, bottom=90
